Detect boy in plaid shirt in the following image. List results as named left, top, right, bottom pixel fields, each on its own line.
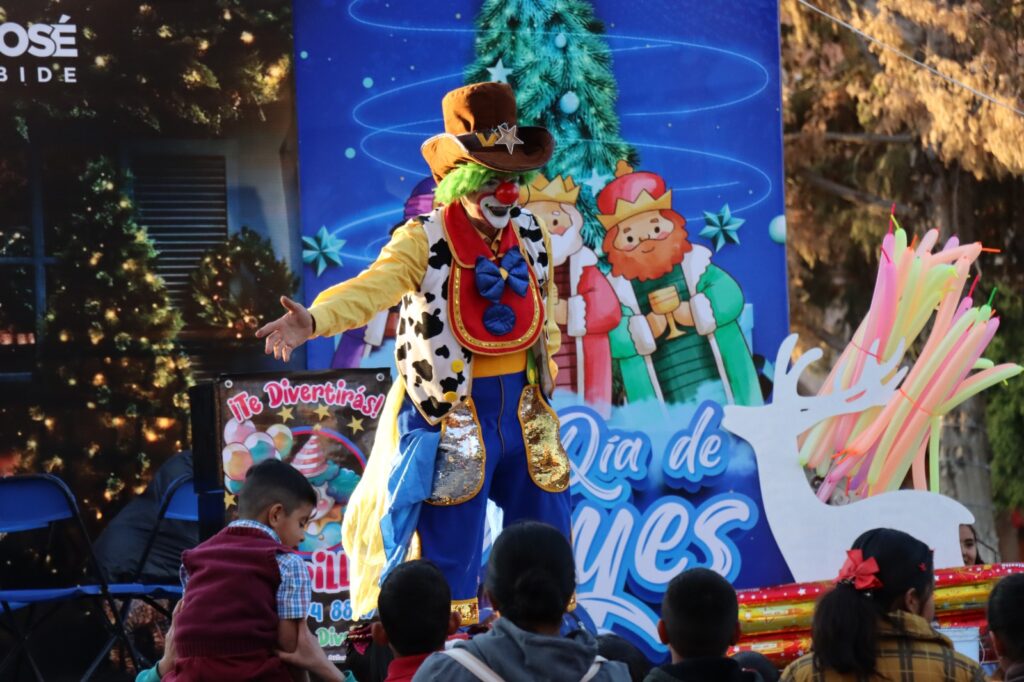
left=163, top=459, right=316, bottom=681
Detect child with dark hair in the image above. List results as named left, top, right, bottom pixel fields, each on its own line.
left=597, top=634, right=653, bottom=682
left=645, top=568, right=757, bottom=682
left=413, top=521, right=629, bottom=681
left=782, top=527, right=986, bottom=682
left=988, top=572, right=1024, bottom=681
left=373, top=560, right=460, bottom=682
left=160, top=458, right=317, bottom=681
left=732, top=652, right=780, bottom=682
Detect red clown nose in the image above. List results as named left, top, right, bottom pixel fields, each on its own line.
left=493, top=181, right=519, bottom=205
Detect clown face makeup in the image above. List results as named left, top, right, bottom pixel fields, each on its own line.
left=461, top=176, right=523, bottom=231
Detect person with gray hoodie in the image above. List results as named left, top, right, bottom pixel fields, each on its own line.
left=412, top=521, right=630, bottom=682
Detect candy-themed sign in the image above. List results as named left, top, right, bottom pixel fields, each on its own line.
left=190, top=369, right=391, bottom=659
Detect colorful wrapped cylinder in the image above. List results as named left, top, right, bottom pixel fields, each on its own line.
left=733, top=564, right=1024, bottom=668
left=934, top=563, right=1023, bottom=588
left=731, top=633, right=812, bottom=667
left=738, top=595, right=820, bottom=636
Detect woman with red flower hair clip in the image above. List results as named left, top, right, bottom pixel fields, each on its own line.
left=781, top=528, right=986, bottom=682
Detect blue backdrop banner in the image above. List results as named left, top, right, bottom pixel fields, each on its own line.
left=293, top=0, right=791, bottom=658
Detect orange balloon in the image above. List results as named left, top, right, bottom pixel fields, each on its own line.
left=222, top=443, right=253, bottom=481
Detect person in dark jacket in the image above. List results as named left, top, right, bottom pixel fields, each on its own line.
left=644, top=568, right=756, bottom=682
left=732, top=651, right=779, bottom=682
left=94, top=451, right=198, bottom=583
left=732, top=651, right=778, bottom=682
left=989, top=572, right=1024, bottom=682
left=413, top=521, right=629, bottom=681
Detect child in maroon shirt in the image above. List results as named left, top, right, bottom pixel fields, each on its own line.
left=165, top=459, right=316, bottom=682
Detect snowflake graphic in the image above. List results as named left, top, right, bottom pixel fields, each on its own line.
left=303, top=226, right=346, bottom=276
left=699, top=204, right=745, bottom=252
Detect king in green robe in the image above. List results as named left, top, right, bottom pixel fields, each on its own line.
left=628, top=244, right=762, bottom=406
left=596, top=161, right=763, bottom=407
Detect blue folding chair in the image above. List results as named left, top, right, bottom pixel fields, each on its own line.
left=111, top=473, right=200, bottom=599
left=0, top=474, right=141, bottom=681
left=82, top=474, right=201, bottom=679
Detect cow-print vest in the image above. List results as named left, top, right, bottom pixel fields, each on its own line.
left=395, top=205, right=554, bottom=425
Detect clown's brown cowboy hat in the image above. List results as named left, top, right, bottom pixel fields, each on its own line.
left=421, top=82, right=554, bottom=182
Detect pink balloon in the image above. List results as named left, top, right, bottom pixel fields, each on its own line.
left=223, top=418, right=257, bottom=445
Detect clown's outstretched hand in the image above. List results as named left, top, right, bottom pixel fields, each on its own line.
left=256, top=296, right=314, bottom=362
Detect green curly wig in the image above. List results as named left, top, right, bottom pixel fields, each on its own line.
left=434, top=162, right=537, bottom=205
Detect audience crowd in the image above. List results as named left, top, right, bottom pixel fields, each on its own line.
left=133, top=464, right=1017, bottom=682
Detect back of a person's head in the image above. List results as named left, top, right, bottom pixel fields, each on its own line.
left=486, top=521, right=575, bottom=629
left=378, top=560, right=451, bottom=656
left=237, top=458, right=316, bottom=518
left=661, top=568, right=739, bottom=658
left=596, top=633, right=652, bottom=682
left=988, top=573, right=1024, bottom=665
left=812, top=528, right=934, bottom=677
left=733, top=651, right=780, bottom=682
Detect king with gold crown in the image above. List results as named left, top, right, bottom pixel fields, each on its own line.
left=522, top=173, right=621, bottom=410
left=596, top=161, right=763, bottom=407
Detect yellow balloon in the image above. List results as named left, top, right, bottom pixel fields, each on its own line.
left=267, top=423, right=294, bottom=458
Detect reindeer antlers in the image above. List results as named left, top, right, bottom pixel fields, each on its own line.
left=773, top=334, right=908, bottom=415
left=773, top=334, right=822, bottom=398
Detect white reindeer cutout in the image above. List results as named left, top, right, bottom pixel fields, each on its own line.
left=722, top=334, right=973, bottom=583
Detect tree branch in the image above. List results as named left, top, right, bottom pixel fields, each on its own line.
left=800, top=172, right=912, bottom=213
left=784, top=131, right=915, bottom=144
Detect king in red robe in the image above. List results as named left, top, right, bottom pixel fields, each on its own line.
left=524, top=174, right=621, bottom=412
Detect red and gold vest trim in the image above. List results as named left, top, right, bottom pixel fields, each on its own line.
left=442, top=202, right=543, bottom=356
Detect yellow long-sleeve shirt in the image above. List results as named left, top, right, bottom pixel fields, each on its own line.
left=308, top=220, right=561, bottom=373
left=309, top=222, right=427, bottom=336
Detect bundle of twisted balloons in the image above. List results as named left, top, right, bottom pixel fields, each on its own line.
left=798, top=216, right=1021, bottom=500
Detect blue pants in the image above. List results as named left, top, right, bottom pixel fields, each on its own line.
left=397, top=372, right=571, bottom=605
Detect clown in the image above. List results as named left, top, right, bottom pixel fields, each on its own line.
left=522, top=174, right=620, bottom=410
left=257, top=83, right=570, bottom=624
left=597, top=161, right=762, bottom=407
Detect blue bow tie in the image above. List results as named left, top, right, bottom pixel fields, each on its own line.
left=475, top=248, right=530, bottom=303
left=475, top=248, right=530, bottom=336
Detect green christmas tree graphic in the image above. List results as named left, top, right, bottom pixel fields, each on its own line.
left=465, top=0, right=637, bottom=251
